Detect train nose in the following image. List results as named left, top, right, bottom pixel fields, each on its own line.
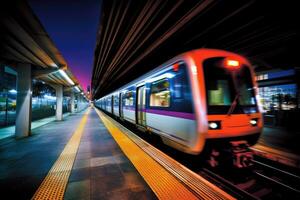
left=206, top=113, right=262, bottom=139
left=223, top=115, right=253, bottom=128
left=222, top=115, right=261, bottom=129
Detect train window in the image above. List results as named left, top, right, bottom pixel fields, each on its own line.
left=106, top=98, right=111, bottom=106
left=114, top=95, right=119, bottom=106
left=173, top=62, right=187, bottom=99
left=125, top=91, right=134, bottom=106
left=174, top=83, right=182, bottom=98
left=150, top=79, right=170, bottom=107
left=208, top=80, right=231, bottom=105
left=235, top=67, right=256, bottom=105
left=204, top=57, right=257, bottom=114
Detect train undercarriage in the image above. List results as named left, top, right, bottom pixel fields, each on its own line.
left=204, top=134, right=260, bottom=168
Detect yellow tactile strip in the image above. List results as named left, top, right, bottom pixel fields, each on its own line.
left=96, top=109, right=196, bottom=200
left=32, top=108, right=90, bottom=200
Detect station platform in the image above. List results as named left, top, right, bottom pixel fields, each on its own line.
left=0, top=107, right=235, bottom=200
left=0, top=108, right=156, bottom=199
left=251, top=126, right=300, bottom=169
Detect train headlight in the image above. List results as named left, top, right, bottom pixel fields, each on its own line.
left=224, top=58, right=241, bottom=70
left=209, top=121, right=221, bottom=130
left=250, top=119, right=258, bottom=126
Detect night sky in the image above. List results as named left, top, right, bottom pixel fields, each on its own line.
left=28, top=0, right=101, bottom=91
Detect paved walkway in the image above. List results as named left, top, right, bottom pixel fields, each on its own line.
left=0, top=108, right=156, bottom=199
left=64, top=109, right=156, bottom=199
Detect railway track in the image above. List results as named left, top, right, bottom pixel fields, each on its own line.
left=252, top=159, right=300, bottom=193
left=198, top=157, right=300, bottom=199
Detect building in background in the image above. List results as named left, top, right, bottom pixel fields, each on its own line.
left=256, top=68, right=299, bottom=130
left=0, top=65, right=17, bottom=127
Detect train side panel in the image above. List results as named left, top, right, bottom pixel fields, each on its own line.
left=112, top=93, right=120, bottom=117
left=144, top=62, right=198, bottom=153
left=94, top=49, right=262, bottom=156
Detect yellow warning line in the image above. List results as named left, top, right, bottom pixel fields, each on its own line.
left=95, top=108, right=198, bottom=200
left=32, top=108, right=90, bottom=200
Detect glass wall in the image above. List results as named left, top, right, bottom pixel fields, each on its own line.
left=258, top=84, right=297, bottom=113
left=31, top=80, right=71, bottom=120
left=31, top=80, right=57, bottom=121
left=256, top=68, right=299, bottom=129
left=63, top=96, right=71, bottom=113
left=0, top=65, right=17, bottom=127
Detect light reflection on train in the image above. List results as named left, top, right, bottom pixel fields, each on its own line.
left=95, top=49, right=263, bottom=168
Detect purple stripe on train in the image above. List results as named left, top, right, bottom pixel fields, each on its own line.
left=123, top=107, right=195, bottom=120
left=146, top=109, right=195, bottom=120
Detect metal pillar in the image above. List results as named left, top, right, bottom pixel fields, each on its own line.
left=77, top=95, right=82, bottom=112
left=15, top=63, right=32, bottom=138
left=70, top=90, right=75, bottom=113
left=56, top=85, right=63, bottom=120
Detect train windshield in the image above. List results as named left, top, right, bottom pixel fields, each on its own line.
left=203, top=57, right=258, bottom=114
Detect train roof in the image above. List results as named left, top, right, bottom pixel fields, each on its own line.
left=97, top=48, right=250, bottom=100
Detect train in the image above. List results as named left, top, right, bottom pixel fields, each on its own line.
left=95, top=49, right=263, bottom=168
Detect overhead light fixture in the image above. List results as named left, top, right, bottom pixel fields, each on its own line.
left=74, top=86, right=80, bottom=92
left=59, top=69, right=74, bottom=85
left=50, top=63, right=58, bottom=67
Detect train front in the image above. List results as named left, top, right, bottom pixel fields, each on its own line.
left=195, top=50, right=263, bottom=167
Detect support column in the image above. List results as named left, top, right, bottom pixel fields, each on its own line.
left=56, top=85, right=63, bottom=120
left=77, top=95, right=82, bottom=112
left=15, top=63, right=32, bottom=138
left=70, top=90, right=75, bottom=113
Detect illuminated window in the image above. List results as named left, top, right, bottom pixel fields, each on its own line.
left=150, top=79, right=170, bottom=107
left=124, top=91, right=134, bottom=106
left=114, top=95, right=119, bottom=106
left=106, top=97, right=111, bottom=106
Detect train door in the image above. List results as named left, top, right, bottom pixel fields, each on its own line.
left=119, top=93, right=123, bottom=118
left=136, top=85, right=146, bottom=126
left=111, top=95, right=114, bottom=114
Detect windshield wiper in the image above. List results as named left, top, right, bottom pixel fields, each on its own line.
left=227, top=93, right=240, bottom=116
